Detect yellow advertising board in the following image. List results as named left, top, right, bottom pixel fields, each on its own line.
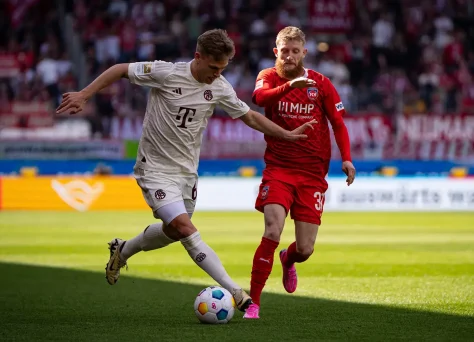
left=0, top=176, right=149, bottom=211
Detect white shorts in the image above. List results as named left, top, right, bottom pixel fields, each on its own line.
left=134, top=168, right=197, bottom=224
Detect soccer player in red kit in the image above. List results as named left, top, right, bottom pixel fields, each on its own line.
left=243, top=26, right=356, bottom=319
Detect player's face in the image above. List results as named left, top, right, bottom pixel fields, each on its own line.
left=195, top=52, right=229, bottom=84
left=273, top=40, right=307, bottom=79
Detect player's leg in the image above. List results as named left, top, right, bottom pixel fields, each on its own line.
left=280, top=180, right=326, bottom=293
left=172, top=177, right=250, bottom=311
left=118, top=180, right=198, bottom=259
left=163, top=207, right=251, bottom=311
left=106, top=170, right=183, bottom=285
left=244, top=172, right=294, bottom=319
left=280, top=221, right=319, bottom=293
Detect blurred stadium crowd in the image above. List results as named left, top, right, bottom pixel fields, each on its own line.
left=1, top=0, right=474, bottom=138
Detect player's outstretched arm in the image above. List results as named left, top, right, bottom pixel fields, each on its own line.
left=56, top=63, right=129, bottom=115
left=240, top=110, right=316, bottom=141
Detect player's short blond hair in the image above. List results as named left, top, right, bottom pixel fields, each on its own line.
left=276, top=26, right=306, bottom=47
left=196, top=29, right=235, bottom=61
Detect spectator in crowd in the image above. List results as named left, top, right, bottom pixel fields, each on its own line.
left=2, top=0, right=474, bottom=137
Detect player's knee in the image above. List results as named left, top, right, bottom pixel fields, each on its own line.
left=263, top=230, right=281, bottom=242
left=263, top=221, right=283, bottom=242
left=263, top=215, right=284, bottom=241
left=296, top=244, right=314, bottom=260
left=166, top=214, right=197, bottom=240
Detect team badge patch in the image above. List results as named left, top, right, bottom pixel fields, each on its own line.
left=255, top=79, right=263, bottom=90
left=204, top=90, right=213, bottom=101
left=307, top=87, right=318, bottom=100
left=154, top=189, right=166, bottom=200
left=261, top=185, right=269, bottom=200
left=335, top=101, right=344, bottom=111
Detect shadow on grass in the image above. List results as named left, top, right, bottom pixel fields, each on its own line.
left=0, top=262, right=472, bottom=341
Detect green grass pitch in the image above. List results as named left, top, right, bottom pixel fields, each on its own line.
left=0, top=211, right=473, bottom=341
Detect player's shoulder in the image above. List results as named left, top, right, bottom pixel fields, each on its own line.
left=307, top=69, right=335, bottom=91
left=211, top=75, right=235, bottom=95
left=258, top=67, right=278, bottom=79
left=307, top=69, right=328, bottom=83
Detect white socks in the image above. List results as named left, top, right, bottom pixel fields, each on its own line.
left=180, top=231, right=240, bottom=292
left=120, top=225, right=241, bottom=292
left=120, top=223, right=176, bottom=260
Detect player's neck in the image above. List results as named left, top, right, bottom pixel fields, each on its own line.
left=190, top=60, right=202, bottom=83
left=287, top=70, right=305, bottom=80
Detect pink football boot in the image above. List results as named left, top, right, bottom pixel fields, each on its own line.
left=279, top=249, right=297, bottom=293
left=243, top=303, right=260, bottom=319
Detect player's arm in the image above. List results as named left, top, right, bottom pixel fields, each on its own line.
left=240, top=110, right=316, bottom=141
left=252, top=70, right=316, bottom=107
left=219, top=85, right=315, bottom=141
left=323, top=79, right=356, bottom=185
left=56, top=63, right=129, bottom=114
left=56, top=61, right=171, bottom=115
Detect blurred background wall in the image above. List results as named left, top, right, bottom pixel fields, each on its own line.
left=0, top=0, right=473, bottom=211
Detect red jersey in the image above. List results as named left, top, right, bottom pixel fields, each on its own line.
left=252, top=67, right=352, bottom=176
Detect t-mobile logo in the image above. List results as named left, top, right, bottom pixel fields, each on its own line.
left=176, top=106, right=196, bottom=128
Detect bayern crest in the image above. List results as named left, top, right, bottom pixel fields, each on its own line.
left=204, top=90, right=213, bottom=101
left=307, top=87, right=318, bottom=100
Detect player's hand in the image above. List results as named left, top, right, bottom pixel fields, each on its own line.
left=56, top=91, right=88, bottom=115
left=342, top=161, right=356, bottom=186
left=283, top=119, right=317, bottom=141
left=289, top=77, right=316, bottom=89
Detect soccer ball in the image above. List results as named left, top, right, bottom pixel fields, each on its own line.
left=194, top=286, right=235, bottom=324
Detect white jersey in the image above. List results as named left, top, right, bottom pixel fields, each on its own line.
left=128, top=61, right=250, bottom=175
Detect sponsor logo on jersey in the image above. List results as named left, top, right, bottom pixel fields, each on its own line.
left=204, top=89, right=213, bottom=101
left=255, top=79, right=263, bottom=90
left=307, top=87, right=318, bottom=100
left=335, top=102, right=344, bottom=111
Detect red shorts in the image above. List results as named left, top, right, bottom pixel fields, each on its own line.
left=255, top=167, right=328, bottom=225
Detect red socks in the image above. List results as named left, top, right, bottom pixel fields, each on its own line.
left=282, top=241, right=312, bottom=267
left=250, top=237, right=279, bottom=306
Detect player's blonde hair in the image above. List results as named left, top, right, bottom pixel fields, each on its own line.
left=276, top=26, right=306, bottom=47
left=196, top=29, right=235, bottom=61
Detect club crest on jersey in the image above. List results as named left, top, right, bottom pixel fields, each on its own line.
left=155, top=189, right=166, bottom=200
left=335, top=101, right=344, bottom=111
left=307, top=87, right=318, bottom=100
left=204, top=90, right=213, bottom=101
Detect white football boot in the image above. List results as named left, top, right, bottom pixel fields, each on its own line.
left=105, top=238, right=128, bottom=285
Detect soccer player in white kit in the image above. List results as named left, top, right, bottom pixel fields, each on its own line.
left=56, top=29, right=315, bottom=312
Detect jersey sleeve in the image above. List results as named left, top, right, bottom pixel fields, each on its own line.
left=252, top=69, right=292, bottom=107
left=218, top=85, right=250, bottom=119
left=128, top=60, right=174, bottom=88
left=322, top=78, right=352, bottom=162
